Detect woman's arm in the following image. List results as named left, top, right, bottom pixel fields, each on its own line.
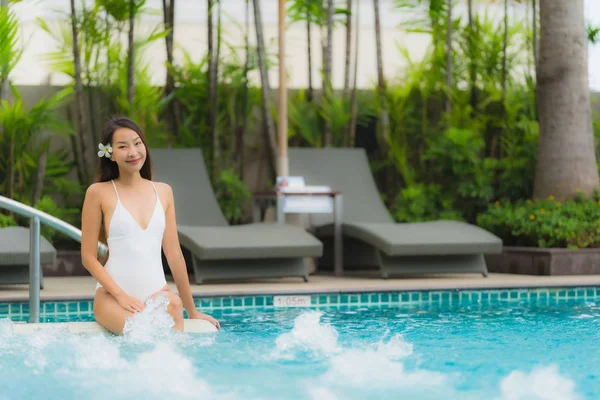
left=81, top=184, right=145, bottom=312
left=160, top=183, right=220, bottom=328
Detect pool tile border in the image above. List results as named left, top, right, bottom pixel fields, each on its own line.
left=1, top=286, right=599, bottom=321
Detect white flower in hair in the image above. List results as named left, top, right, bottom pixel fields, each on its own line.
left=97, top=143, right=112, bottom=158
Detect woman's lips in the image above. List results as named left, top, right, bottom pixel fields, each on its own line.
left=126, top=158, right=142, bottom=165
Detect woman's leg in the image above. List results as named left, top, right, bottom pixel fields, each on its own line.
left=94, top=288, right=134, bottom=335
left=149, top=285, right=184, bottom=331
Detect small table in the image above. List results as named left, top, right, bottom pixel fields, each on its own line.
left=252, top=190, right=344, bottom=276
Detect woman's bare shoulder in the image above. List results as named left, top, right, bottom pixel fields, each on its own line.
left=85, top=182, right=113, bottom=202
left=152, top=181, right=174, bottom=196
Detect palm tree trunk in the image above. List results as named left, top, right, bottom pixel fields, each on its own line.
left=7, top=137, right=14, bottom=200
left=252, top=0, right=278, bottom=180
left=163, top=0, right=179, bottom=144
left=533, top=0, right=599, bottom=200
left=343, top=0, right=352, bottom=94
left=373, top=0, right=390, bottom=142
left=213, top=0, right=223, bottom=176
left=501, top=0, right=508, bottom=93
left=532, top=0, right=538, bottom=66
left=445, top=0, right=453, bottom=114
left=322, top=0, right=334, bottom=147
left=70, top=0, right=90, bottom=184
left=127, top=0, right=135, bottom=105
left=468, top=0, right=477, bottom=116
left=306, top=16, right=313, bottom=102
left=348, top=0, right=360, bottom=147
left=32, top=150, right=47, bottom=205
left=208, top=0, right=217, bottom=177
left=238, top=0, right=251, bottom=179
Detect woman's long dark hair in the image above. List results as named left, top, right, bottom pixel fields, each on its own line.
left=96, top=116, right=153, bottom=182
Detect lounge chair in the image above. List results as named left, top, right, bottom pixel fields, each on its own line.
left=288, top=147, right=502, bottom=278
left=0, top=226, right=56, bottom=288
left=151, top=148, right=323, bottom=284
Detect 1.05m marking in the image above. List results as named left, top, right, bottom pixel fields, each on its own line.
left=273, top=295, right=312, bottom=307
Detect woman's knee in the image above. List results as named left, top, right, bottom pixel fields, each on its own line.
left=166, top=294, right=183, bottom=315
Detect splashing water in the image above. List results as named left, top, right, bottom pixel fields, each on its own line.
left=272, top=311, right=340, bottom=359
left=122, top=294, right=176, bottom=343
left=498, top=365, right=579, bottom=400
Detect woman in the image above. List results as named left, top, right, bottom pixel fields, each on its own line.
left=81, top=116, right=220, bottom=334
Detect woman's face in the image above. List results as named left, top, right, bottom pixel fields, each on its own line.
left=110, top=127, right=147, bottom=173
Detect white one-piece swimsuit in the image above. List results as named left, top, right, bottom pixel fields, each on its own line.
left=95, top=180, right=168, bottom=302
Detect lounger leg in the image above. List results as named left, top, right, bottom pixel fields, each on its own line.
left=191, top=256, right=204, bottom=284
left=375, top=251, right=389, bottom=279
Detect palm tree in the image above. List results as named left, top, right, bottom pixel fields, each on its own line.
left=162, top=0, right=179, bottom=142
left=533, top=0, right=599, bottom=200
left=252, top=0, right=278, bottom=179
left=70, top=0, right=91, bottom=184
left=127, top=0, right=135, bottom=104
left=322, top=0, right=334, bottom=147
left=373, top=0, right=390, bottom=143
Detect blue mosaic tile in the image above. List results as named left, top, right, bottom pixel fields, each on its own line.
left=6, top=286, right=600, bottom=320
left=450, top=292, right=460, bottom=304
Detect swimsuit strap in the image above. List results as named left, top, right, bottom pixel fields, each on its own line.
left=110, top=180, right=120, bottom=202
left=149, top=181, right=158, bottom=196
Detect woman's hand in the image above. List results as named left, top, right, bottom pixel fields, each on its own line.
left=115, top=292, right=146, bottom=313
left=189, top=310, right=221, bottom=330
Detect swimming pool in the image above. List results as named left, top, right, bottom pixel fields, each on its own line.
left=1, top=287, right=598, bottom=399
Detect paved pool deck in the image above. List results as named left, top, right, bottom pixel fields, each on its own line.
left=3, top=272, right=600, bottom=302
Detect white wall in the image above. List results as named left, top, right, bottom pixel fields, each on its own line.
left=9, top=0, right=600, bottom=89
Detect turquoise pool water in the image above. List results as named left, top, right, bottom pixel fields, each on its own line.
left=1, top=288, right=598, bottom=399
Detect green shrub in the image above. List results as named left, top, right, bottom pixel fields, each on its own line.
left=477, top=192, right=600, bottom=249
left=0, top=213, right=17, bottom=228
left=214, top=169, right=251, bottom=224
left=391, top=183, right=463, bottom=222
